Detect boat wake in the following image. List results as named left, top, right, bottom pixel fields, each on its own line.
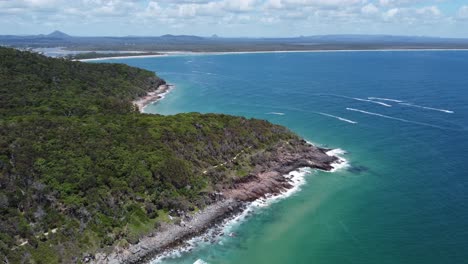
left=318, top=94, right=392, bottom=107
left=317, top=112, right=357, bottom=124
left=346, top=108, right=458, bottom=131
left=352, top=97, right=392, bottom=107
left=367, top=97, right=403, bottom=103
left=267, top=112, right=286, bottom=116
left=399, top=102, right=454, bottom=114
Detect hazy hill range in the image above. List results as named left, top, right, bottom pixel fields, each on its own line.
left=2, top=31, right=468, bottom=53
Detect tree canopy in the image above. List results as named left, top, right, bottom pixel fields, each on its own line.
left=0, top=47, right=298, bottom=263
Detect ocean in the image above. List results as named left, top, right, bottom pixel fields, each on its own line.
left=98, top=51, right=468, bottom=264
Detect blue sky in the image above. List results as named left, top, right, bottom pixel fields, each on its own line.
left=1, top=0, right=468, bottom=37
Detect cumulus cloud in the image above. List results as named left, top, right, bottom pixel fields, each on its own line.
left=418, top=5, right=441, bottom=17
left=361, top=3, right=379, bottom=15
left=0, top=0, right=466, bottom=37
left=457, top=5, right=468, bottom=20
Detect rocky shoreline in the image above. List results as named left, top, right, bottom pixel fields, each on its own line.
left=92, top=140, right=339, bottom=264
left=133, top=83, right=174, bottom=112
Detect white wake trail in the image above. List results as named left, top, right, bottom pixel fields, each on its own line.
left=317, top=112, right=357, bottom=124
left=399, top=103, right=454, bottom=114
left=352, top=98, right=392, bottom=107
left=267, top=112, right=286, bottom=116
left=346, top=108, right=456, bottom=130
left=368, top=97, right=403, bottom=103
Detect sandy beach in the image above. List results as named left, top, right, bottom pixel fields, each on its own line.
left=78, top=48, right=468, bottom=62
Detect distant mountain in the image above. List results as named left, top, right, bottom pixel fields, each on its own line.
left=46, top=30, right=71, bottom=38
left=1, top=32, right=468, bottom=52
left=159, top=34, right=205, bottom=41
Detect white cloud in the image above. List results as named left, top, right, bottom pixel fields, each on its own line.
left=265, top=0, right=283, bottom=9
left=0, top=0, right=466, bottom=37
left=416, top=6, right=441, bottom=17
left=457, top=5, right=468, bottom=20
left=379, top=0, right=424, bottom=7
left=383, top=8, right=399, bottom=20
left=361, top=3, right=379, bottom=15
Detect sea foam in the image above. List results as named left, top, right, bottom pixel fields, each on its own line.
left=326, top=148, right=350, bottom=172
left=152, top=148, right=348, bottom=263
left=141, top=87, right=174, bottom=113
left=151, top=168, right=311, bottom=263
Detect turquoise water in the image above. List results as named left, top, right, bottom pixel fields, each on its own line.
left=100, top=51, right=468, bottom=264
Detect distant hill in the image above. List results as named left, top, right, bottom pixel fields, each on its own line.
left=46, top=30, right=71, bottom=38
left=1, top=32, right=468, bottom=52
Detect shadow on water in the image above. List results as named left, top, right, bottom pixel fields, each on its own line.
left=346, top=165, right=369, bottom=174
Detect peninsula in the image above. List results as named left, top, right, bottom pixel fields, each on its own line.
left=0, top=47, right=338, bottom=263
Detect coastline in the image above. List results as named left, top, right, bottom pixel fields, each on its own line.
left=79, top=48, right=468, bottom=62
left=92, top=138, right=344, bottom=264
left=133, top=84, right=174, bottom=112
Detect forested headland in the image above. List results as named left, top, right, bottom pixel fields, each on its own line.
left=0, top=47, right=305, bottom=263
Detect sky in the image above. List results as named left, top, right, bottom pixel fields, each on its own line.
left=1, top=0, right=468, bottom=38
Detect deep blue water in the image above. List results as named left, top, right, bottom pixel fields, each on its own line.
left=99, top=51, right=468, bottom=264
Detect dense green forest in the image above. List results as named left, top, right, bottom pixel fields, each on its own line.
left=0, top=47, right=299, bottom=263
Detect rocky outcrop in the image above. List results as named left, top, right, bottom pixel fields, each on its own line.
left=224, top=140, right=337, bottom=201
left=92, top=140, right=338, bottom=264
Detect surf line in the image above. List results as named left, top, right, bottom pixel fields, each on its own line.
left=346, top=108, right=458, bottom=131
left=398, top=103, right=454, bottom=114
left=316, top=112, right=357, bottom=124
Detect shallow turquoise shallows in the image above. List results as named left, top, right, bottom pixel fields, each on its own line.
left=98, top=51, right=468, bottom=264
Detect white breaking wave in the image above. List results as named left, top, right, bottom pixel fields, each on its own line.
left=399, top=103, right=454, bottom=114
left=326, top=148, right=350, bottom=172
left=346, top=108, right=457, bottom=131
left=267, top=112, right=286, bottom=116
left=317, top=112, right=357, bottom=124
left=151, top=168, right=311, bottom=264
left=141, top=88, right=173, bottom=113
left=368, top=97, right=403, bottom=103
left=352, top=97, right=392, bottom=107
left=151, top=147, right=349, bottom=263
